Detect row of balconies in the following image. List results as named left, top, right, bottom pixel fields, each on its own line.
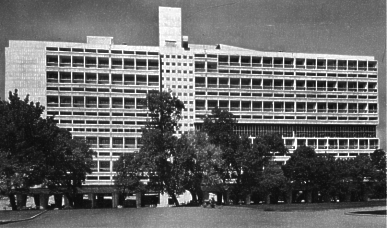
left=46, top=47, right=159, bottom=56
left=47, top=72, right=159, bottom=86
left=196, top=84, right=377, bottom=93
left=194, top=56, right=377, bottom=71
left=283, top=138, right=379, bottom=150
left=47, top=96, right=147, bottom=109
left=195, top=78, right=377, bottom=93
left=195, top=100, right=377, bottom=114
left=46, top=55, right=159, bottom=70
left=198, top=68, right=378, bottom=79
left=195, top=91, right=377, bottom=100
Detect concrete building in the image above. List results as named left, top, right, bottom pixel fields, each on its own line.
left=5, top=7, right=380, bottom=206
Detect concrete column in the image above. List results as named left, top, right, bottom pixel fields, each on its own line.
left=112, top=193, right=119, bottom=208
left=223, top=191, right=229, bottom=205
left=203, top=192, right=210, bottom=201
left=16, top=194, right=27, bottom=209
left=266, top=194, right=271, bottom=204
left=54, top=194, right=62, bottom=208
left=306, top=190, right=312, bottom=203
left=88, top=193, right=96, bottom=208
left=63, top=195, right=70, bottom=207
left=216, top=192, right=222, bottom=205
left=39, top=194, right=49, bottom=209
left=245, top=194, right=251, bottom=205
left=33, top=194, right=40, bottom=209
left=286, top=189, right=293, bottom=204
left=135, top=192, right=141, bottom=208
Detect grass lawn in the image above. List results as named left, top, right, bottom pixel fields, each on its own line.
left=1, top=201, right=385, bottom=228
left=0, top=210, right=43, bottom=221
left=232, top=200, right=386, bottom=211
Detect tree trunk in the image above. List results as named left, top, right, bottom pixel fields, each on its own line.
left=306, top=190, right=312, bottom=203
left=266, top=194, right=271, bottom=204
left=189, top=190, right=197, bottom=204
left=9, top=194, right=17, bottom=211
left=170, top=193, right=179, bottom=206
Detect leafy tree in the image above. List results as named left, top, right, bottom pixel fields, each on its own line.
left=0, top=90, right=46, bottom=209
left=114, top=154, right=146, bottom=205
left=282, top=146, right=320, bottom=203
left=202, top=108, right=287, bottom=203
left=0, top=90, right=94, bottom=209
left=258, top=163, right=287, bottom=204
left=370, top=149, right=386, bottom=198
left=139, top=90, right=185, bottom=206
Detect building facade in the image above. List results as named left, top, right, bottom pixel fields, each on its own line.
left=5, top=7, right=379, bottom=190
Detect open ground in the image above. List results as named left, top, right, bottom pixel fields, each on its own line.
left=1, top=204, right=386, bottom=228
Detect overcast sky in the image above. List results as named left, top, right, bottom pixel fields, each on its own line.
left=0, top=0, right=385, bottom=147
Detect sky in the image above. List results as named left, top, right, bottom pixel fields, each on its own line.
left=0, top=0, right=385, bottom=147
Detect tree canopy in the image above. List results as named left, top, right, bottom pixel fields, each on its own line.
left=0, top=90, right=94, bottom=209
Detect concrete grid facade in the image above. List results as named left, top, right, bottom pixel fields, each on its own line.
left=5, top=7, right=380, bottom=189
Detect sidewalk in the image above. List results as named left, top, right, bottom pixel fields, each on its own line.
left=0, top=210, right=47, bottom=225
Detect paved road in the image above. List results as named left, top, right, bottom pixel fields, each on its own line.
left=2, top=206, right=386, bottom=228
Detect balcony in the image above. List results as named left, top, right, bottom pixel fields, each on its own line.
left=359, top=145, right=368, bottom=149
left=60, top=103, right=71, bottom=107
left=124, top=105, right=135, bottom=109
left=318, top=146, right=327, bottom=149
left=113, top=144, right=124, bottom=148
left=86, top=103, right=97, bottom=108
left=317, top=87, right=326, bottom=91
left=285, top=145, right=295, bottom=149
left=348, top=145, right=358, bottom=149
left=339, top=145, right=348, bottom=149
left=369, top=109, right=377, bottom=113
left=274, top=108, right=284, bottom=112
left=252, top=108, right=262, bottom=112
left=370, top=145, right=379, bottom=149
left=307, top=109, right=316, bottom=113
left=98, top=104, right=110, bottom=108
left=329, top=145, right=338, bottom=149
left=284, top=86, right=294, bottom=90
left=285, top=108, right=294, bottom=112
left=338, top=109, right=347, bottom=113
left=73, top=103, right=84, bottom=107
left=47, top=102, right=59, bottom=107
left=195, top=106, right=206, bottom=110
left=99, top=144, right=110, bottom=148
left=296, top=109, right=306, bottom=112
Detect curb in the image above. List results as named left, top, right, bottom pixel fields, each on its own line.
left=0, top=210, right=47, bottom=225
left=345, top=210, right=386, bottom=217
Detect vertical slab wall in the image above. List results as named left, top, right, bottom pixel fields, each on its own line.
left=5, top=41, right=47, bottom=107
left=159, top=7, right=182, bottom=48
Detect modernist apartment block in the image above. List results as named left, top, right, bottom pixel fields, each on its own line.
left=5, top=7, right=379, bottom=186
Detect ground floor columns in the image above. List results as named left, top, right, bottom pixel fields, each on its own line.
left=39, top=194, right=49, bottom=209
left=16, top=194, right=27, bottom=209
left=216, top=193, right=223, bottom=205
left=88, top=193, right=96, bottom=208
left=112, top=192, right=119, bottom=208
left=136, top=192, right=141, bottom=208
left=245, top=194, right=251, bottom=205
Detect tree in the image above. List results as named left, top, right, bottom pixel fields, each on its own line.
left=202, top=108, right=287, bottom=203
left=0, top=90, right=95, bottom=209
left=258, top=163, right=287, bottom=204
left=139, top=90, right=185, bottom=206
left=114, top=154, right=146, bottom=205
left=0, top=90, right=46, bottom=209
left=370, top=149, right=386, bottom=198
left=282, top=146, right=320, bottom=203
left=180, top=131, right=225, bottom=205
